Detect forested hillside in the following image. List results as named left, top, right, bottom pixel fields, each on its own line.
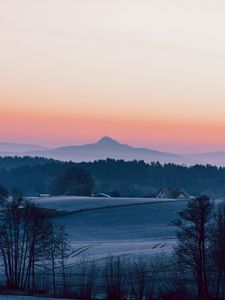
left=0, top=157, right=225, bottom=197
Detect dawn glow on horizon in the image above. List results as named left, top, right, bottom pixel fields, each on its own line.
left=1, top=0, right=225, bottom=153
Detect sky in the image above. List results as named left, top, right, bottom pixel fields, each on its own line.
left=0, top=0, right=225, bottom=153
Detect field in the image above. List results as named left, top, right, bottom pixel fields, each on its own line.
left=33, top=197, right=187, bottom=259
left=33, top=196, right=185, bottom=213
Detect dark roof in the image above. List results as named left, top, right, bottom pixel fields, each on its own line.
left=93, top=193, right=111, bottom=198
left=155, top=187, right=189, bottom=199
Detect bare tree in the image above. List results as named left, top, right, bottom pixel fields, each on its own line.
left=129, top=256, right=159, bottom=300
left=209, top=201, right=225, bottom=298
left=174, top=195, right=213, bottom=298
left=74, top=259, right=98, bottom=300
left=46, top=224, right=71, bottom=297
left=0, top=198, right=57, bottom=291
left=103, top=257, right=127, bottom=300
left=48, top=224, right=58, bottom=297
left=0, top=184, right=8, bottom=205
left=57, top=225, right=71, bottom=296
left=160, top=256, right=189, bottom=300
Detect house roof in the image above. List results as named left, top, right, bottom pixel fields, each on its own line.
left=156, top=187, right=189, bottom=199
left=93, top=192, right=111, bottom=198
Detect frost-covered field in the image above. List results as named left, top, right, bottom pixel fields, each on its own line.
left=35, top=198, right=188, bottom=259
left=33, top=196, right=185, bottom=213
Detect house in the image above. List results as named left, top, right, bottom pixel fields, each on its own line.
left=39, top=193, right=50, bottom=197
left=154, top=187, right=190, bottom=200
left=92, top=192, right=111, bottom=198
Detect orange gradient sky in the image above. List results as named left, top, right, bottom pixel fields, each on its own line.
left=1, top=0, right=225, bottom=153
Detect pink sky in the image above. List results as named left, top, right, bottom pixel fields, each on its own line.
left=1, top=0, right=225, bottom=153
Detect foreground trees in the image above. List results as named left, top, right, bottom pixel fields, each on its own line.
left=0, top=197, right=49, bottom=290
left=0, top=197, right=69, bottom=291
left=175, top=195, right=213, bottom=297
left=210, top=202, right=225, bottom=298
left=174, top=196, right=225, bottom=299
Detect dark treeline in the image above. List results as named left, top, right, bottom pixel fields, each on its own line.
left=0, top=156, right=57, bottom=170
left=0, top=156, right=225, bottom=197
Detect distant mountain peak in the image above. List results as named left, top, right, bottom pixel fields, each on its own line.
left=96, top=136, right=120, bottom=145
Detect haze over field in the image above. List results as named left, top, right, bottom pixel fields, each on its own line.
left=1, top=0, right=225, bottom=153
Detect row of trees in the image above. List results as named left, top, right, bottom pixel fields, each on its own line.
left=1, top=156, right=225, bottom=197
left=0, top=162, right=95, bottom=196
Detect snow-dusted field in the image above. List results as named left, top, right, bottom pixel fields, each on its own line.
left=53, top=200, right=185, bottom=241
left=33, top=196, right=185, bottom=213
left=36, top=197, right=188, bottom=260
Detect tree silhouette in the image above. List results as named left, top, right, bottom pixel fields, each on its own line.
left=175, top=195, right=213, bottom=297
left=50, top=167, right=94, bottom=196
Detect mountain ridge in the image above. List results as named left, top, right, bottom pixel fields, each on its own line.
left=53, top=136, right=177, bottom=155
left=1, top=137, right=225, bottom=166
left=29, top=136, right=180, bottom=163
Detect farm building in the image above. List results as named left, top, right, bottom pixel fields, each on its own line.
left=92, top=192, right=111, bottom=198
left=155, top=187, right=190, bottom=200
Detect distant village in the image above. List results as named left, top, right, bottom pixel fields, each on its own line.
left=92, top=187, right=190, bottom=200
